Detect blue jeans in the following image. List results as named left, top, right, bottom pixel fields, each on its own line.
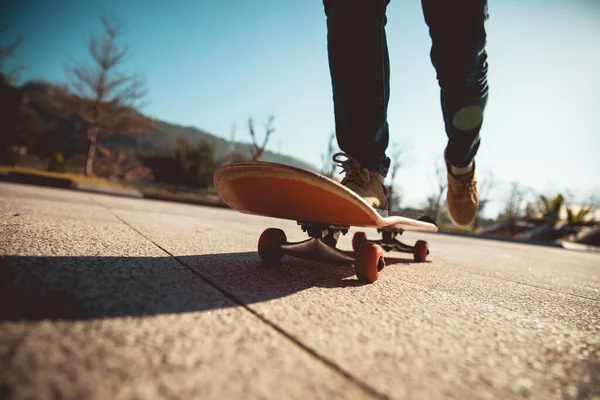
left=323, top=0, right=489, bottom=176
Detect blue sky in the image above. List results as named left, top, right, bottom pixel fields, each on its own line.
left=3, top=0, right=599, bottom=217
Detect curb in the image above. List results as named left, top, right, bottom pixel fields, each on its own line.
left=1, top=171, right=72, bottom=189
left=0, top=171, right=227, bottom=208
left=434, top=230, right=564, bottom=248
left=436, top=230, right=600, bottom=252
left=1, top=171, right=144, bottom=198
left=72, top=182, right=143, bottom=198
left=560, top=241, right=600, bottom=253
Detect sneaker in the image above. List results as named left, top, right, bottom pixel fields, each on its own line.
left=446, top=158, right=479, bottom=227
left=332, top=152, right=389, bottom=210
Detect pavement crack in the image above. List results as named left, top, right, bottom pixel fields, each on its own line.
left=97, top=206, right=389, bottom=400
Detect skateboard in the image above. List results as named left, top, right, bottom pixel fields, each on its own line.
left=214, top=161, right=438, bottom=283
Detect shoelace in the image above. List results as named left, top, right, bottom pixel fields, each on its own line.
left=453, top=177, right=478, bottom=203
left=331, top=152, right=371, bottom=187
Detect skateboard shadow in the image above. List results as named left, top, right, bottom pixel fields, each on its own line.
left=0, top=251, right=420, bottom=322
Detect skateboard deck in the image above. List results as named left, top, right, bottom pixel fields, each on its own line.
left=214, top=162, right=438, bottom=232
left=214, top=161, right=438, bottom=283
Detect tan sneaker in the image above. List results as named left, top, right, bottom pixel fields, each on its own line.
left=446, top=159, right=479, bottom=227
left=332, top=152, right=389, bottom=211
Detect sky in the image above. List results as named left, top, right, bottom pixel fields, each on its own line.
left=3, top=0, right=600, bottom=217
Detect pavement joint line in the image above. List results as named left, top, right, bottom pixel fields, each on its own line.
left=90, top=199, right=389, bottom=400
left=444, top=265, right=600, bottom=303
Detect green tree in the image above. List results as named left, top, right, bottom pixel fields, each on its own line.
left=537, top=194, right=564, bottom=222
left=565, top=205, right=592, bottom=224
left=143, top=138, right=217, bottom=189
left=188, top=140, right=217, bottom=188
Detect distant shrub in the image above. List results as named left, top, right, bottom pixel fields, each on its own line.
left=95, top=146, right=154, bottom=182
left=141, top=138, right=217, bottom=189
left=2, top=146, right=27, bottom=166
left=48, top=152, right=66, bottom=172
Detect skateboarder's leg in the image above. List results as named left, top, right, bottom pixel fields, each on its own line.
left=421, top=0, right=489, bottom=168
left=323, top=0, right=391, bottom=178
left=421, top=0, right=489, bottom=226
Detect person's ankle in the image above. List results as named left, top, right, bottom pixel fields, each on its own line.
left=450, top=161, right=474, bottom=176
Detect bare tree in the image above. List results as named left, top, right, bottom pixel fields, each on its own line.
left=69, top=14, right=150, bottom=176
left=498, top=182, right=527, bottom=222
left=423, top=195, right=438, bottom=218
left=389, top=186, right=404, bottom=212
left=386, top=143, right=403, bottom=213
left=248, top=115, right=275, bottom=161
left=429, top=160, right=448, bottom=223
left=229, top=122, right=236, bottom=152
left=220, top=121, right=249, bottom=165
left=0, top=28, right=44, bottom=160
left=474, top=172, right=495, bottom=229
left=320, top=132, right=338, bottom=178
left=0, top=26, right=24, bottom=82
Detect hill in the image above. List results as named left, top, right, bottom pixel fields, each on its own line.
left=137, top=119, right=317, bottom=171
left=13, top=81, right=317, bottom=172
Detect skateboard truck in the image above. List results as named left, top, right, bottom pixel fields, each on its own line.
left=257, top=221, right=428, bottom=284
left=258, top=223, right=354, bottom=267
left=349, top=215, right=436, bottom=262
left=299, top=222, right=348, bottom=246
left=352, top=228, right=430, bottom=258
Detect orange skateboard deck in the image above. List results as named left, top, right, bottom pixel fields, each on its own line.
left=214, top=162, right=438, bottom=283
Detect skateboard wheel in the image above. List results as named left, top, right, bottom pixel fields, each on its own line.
left=258, top=228, right=286, bottom=262
left=413, top=240, right=428, bottom=262
left=352, top=232, right=367, bottom=252
left=355, top=243, right=385, bottom=283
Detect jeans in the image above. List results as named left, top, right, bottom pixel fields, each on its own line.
left=323, top=0, right=489, bottom=176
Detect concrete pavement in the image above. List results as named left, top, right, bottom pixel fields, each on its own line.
left=1, top=182, right=598, bottom=399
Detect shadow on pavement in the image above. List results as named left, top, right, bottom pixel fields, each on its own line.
left=0, top=252, right=415, bottom=322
